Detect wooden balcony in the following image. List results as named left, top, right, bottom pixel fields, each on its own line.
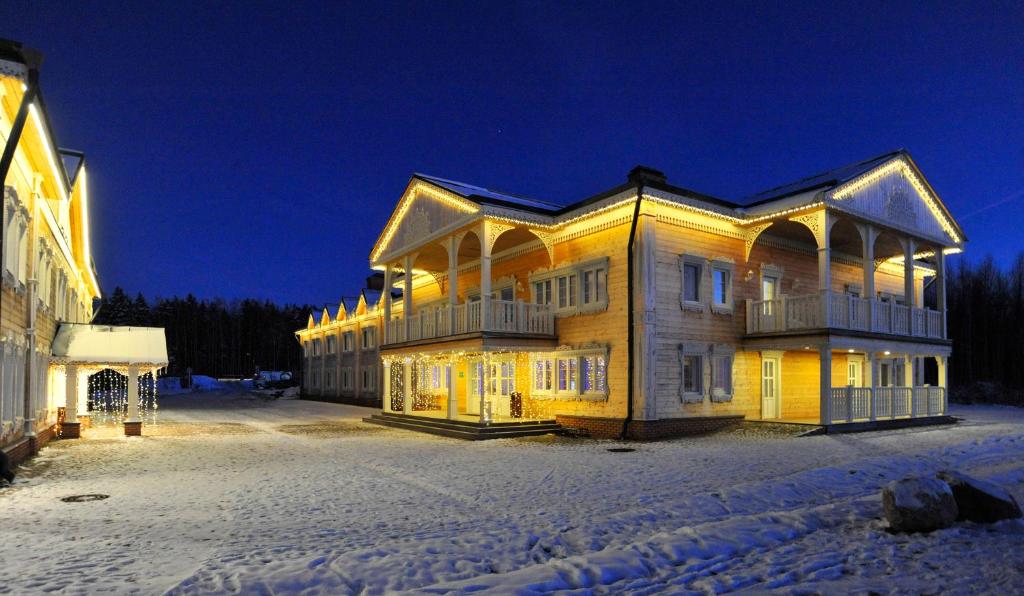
left=746, top=291, right=945, bottom=339
left=828, top=386, right=946, bottom=424
left=384, top=298, right=555, bottom=345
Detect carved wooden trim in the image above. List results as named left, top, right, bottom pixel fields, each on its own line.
left=743, top=222, right=774, bottom=262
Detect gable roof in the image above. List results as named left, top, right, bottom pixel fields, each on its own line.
left=414, top=173, right=565, bottom=213
left=741, top=150, right=905, bottom=206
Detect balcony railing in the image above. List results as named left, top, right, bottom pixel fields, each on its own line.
left=746, top=291, right=945, bottom=339
left=829, top=386, right=946, bottom=424
left=384, top=298, right=555, bottom=345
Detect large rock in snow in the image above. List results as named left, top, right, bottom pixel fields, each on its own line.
left=882, top=477, right=958, bottom=533
left=937, top=471, right=1023, bottom=523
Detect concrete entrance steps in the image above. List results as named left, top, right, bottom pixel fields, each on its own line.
left=363, top=412, right=562, bottom=440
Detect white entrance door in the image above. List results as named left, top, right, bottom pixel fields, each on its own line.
left=487, top=360, right=515, bottom=418
left=761, top=357, right=780, bottom=419
left=466, top=360, right=483, bottom=415
left=847, top=359, right=862, bottom=387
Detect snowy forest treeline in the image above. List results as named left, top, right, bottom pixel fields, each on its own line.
left=93, top=288, right=314, bottom=378
left=947, top=253, right=1024, bottom=405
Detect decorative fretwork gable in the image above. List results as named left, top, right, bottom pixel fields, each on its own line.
left=826, top=156, right=963, bottom=246
left=371, top=179, right=479, bottom=264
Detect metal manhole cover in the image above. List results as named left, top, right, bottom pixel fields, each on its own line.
left=61, top=494, right=109, bottom=503
left=607, top=448, right=636, bottom=453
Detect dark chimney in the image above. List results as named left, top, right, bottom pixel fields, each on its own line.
left=627, top=165, right=667, bottom=186
left=365, top=271, right=385, bottom=291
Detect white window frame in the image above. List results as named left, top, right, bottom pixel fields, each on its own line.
left=709, top=345, right=735, bottom=403
left=487, top=357, right=516, bottom=397
left=311, top=338, right=322, bottom=356
left=341, top=367, right=354, bottom=391
left=579, top=264, right=607, bottom=312
left=532, top=279, right=553, bottom=306
left=710, top=259, right=734, bottom=314
left=680, top=342, right=706, bottom=403
left=342, top=331, right=354, bottom=352
left=580, top=353, right=607, bottom=396
left=361, top=326, right=376, bottom=350
left=679, top=254, right=706, bottom=311
left=530, top=347, right=608, bottom=401
left=532, top=355, right=553, bottom=394
left=530, top=258, right=609, bottom=316
left=361, top=366, right=377, bottom=391
left=326, top=335, right=337, bottom=355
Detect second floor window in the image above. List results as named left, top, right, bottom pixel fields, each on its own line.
left=326, top=336, right=337, bottom=354
left=581, top=266, right=605, bottom=307
left=682, top=263, right=701, bottom=302
left=361, top=327, right=376, bottom=350
left=556, top=274, right=577, bottom=309
left=533, top=279, right=553, bottom=306
left=342, top=331, right=354, bottom=352
left=531, top=258, right=609, bottom=315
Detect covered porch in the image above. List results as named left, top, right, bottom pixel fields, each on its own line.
left=747, top=335, right=951, bottom=428
left=377, top=218, right=558, bottom=346
left=377, top=345, right=558, bottom=425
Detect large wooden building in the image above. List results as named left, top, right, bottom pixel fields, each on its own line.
left=298, top=150, right=963, bottom=439
left=1, top=41, right=101, bottom=460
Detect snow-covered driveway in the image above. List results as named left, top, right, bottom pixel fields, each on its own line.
left=3, top=389, right=1023, bottom=594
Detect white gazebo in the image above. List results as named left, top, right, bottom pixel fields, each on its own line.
left=50, top=324, right=169, bottom=437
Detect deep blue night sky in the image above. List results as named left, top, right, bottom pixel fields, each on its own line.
left=6, top=2, right=1024, bottom=305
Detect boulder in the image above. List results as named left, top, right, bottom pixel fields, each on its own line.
left=882, top=476, right=958, bottom=533
left=937, top=471, right=1023, bottom=523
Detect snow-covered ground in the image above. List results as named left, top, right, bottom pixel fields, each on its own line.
left=3, top=388, right=1023, bottom=594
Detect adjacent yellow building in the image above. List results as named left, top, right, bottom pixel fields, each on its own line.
left=298, top=153, right=964, bottom=440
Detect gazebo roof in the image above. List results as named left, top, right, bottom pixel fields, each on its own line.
left=51, top=324, right=169, bottom=367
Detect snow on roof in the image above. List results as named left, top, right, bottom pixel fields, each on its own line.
left=51, top=324, right=169, bottom=367
left=361, top=288, right=383, bottom=307
left=415, top=173, right=566, bottom=212
left=741, top=150, right=904, bottom=206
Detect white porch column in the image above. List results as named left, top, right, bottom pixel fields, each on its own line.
left=790, top=210, right=835, bottom=326
left=480, top=352, right=490, bottom=424
left=855, top=223, right=878, bottom=330
left=382, top=359, right=391, bottom=412
left=479, top=221, right=492, bottom=330
left=855, top=223, right=878, bottom=299
left=402, top=359, right=412, bottom=415
left=903, top=354, right=914, bottom=387
left=936, top=355, right=948, bottom=414
left=446, top=360, right=457, bottom=420
left=64, top=364, right=78, bottom=423
left=903, top=354, right=915, bottom=417
left=866, top=352, right=877, bottom=421
left=901, top=237, right=916, bottom=308
left=934, top=248, right=947, bottom=338
left=126, top=366, right=140, bottom=422
left=448, top=236, right=459, bottom=335
left=403, top=255, right=414, bottom=341
left=819, top=346, right=832, bottom=426
left=382, top=264, right=393, bottom=343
